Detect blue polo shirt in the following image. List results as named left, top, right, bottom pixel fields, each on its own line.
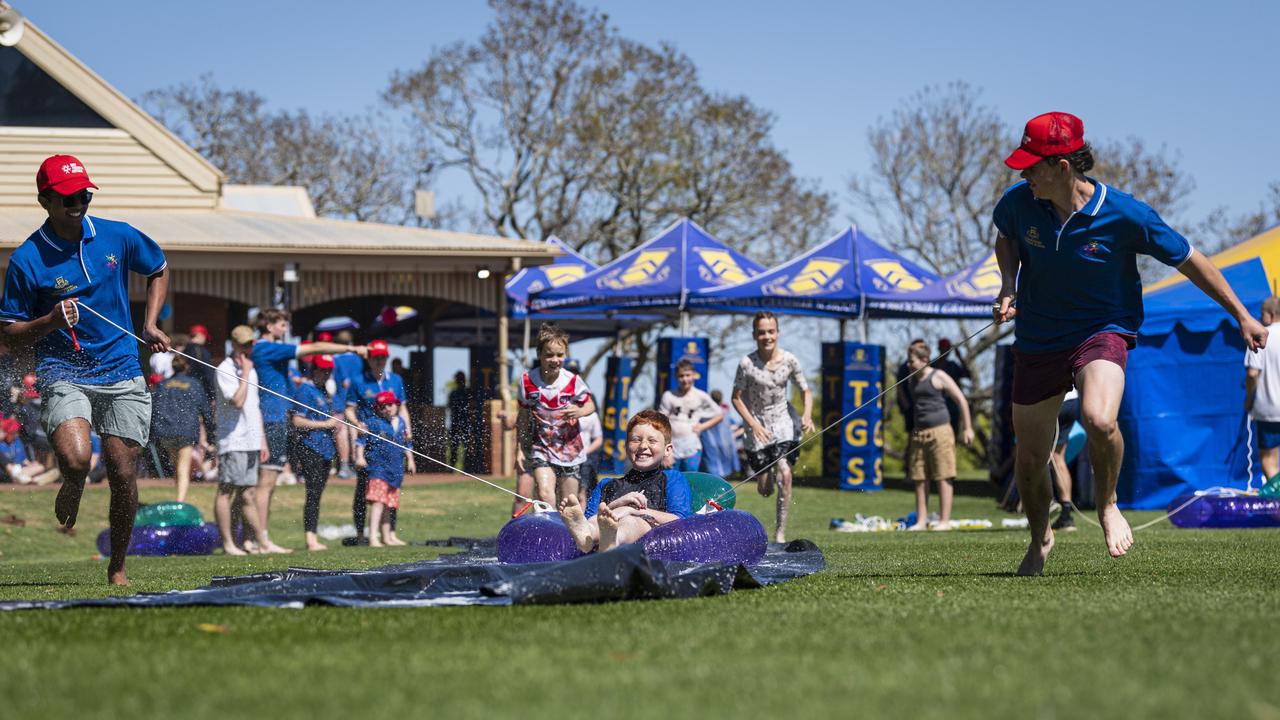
left=332, top=352, right=363, bottom=393
left=346, top=369, right=406, bottom=422
left=291, top=379, right=338, bottom=459
left=360, top=414, right=410, bottom=488
left=251, top=339, right=297, bottom=424
left=0, top=216, right=166, bottom=385
left=992, top=179, right=1192, bottom=353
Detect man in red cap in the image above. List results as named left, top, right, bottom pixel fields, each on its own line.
left=992, top=112, right=1267, bottom=575
left=0, top=155, right=171, bottom=585
left=343, top=338, right=411, bottom=543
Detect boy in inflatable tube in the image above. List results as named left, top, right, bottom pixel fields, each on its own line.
left=559, top=409, right=693, bottom=553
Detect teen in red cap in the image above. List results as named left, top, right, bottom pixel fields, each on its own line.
left=344, top=337, right=411, bottom=543
left=1, top=155, right=171, bottom=585
left=992, top=112, right=1267, bottom=575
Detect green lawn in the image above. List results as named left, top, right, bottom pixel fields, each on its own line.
left=2, top=478, right=1278, bottom=720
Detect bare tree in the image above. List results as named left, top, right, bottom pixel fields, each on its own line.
left=139, top=76, right=419, bottom=224
left=387, top=0, right=833, bottom=377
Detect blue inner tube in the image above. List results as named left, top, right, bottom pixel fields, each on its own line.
left=1168, top=493, right=1280, bottom=528
left=96, top=522, right=221, bottom=557
left=497, top=509, right=767, bottom=565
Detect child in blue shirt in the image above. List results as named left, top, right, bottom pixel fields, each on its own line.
left=559, top=409, right=692, bottom=553
left=356, top=391, right=415, bottom=547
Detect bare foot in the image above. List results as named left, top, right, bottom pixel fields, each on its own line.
left=261, top=542, right=293, bottom=554
left=906, top=523, right=927, bottom=532
left=108, top=570, right=129, bottom=586
left=597, top=503, right=620, bottom=552
left=1099, top=504, right=1134, bottom=558
left=223, top=543, right=248, bottom=556
left=558, top=494, right=594, bottom=553
left=774, top=531, right=786, bottom=544
left=757, top=472, right=775, bottom=497
left=386, top=536, right=407, bottom=547
left=1015, top=531, right=1055, bottom=576
left=368, top=536, right=384, bottom=548
left=931, top=521, right=952, bottom=532
left=54, top=478, right=86, bottom=529
left=306, top=542, right=328, bottom=551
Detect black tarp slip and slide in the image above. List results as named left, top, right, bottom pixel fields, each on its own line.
left=0, top=539, right=824, bottom=610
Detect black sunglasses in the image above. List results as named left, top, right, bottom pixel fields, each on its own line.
left=46, top=190, right=93, bottom=207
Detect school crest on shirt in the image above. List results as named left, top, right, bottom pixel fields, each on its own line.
left=53, top=276, right=79, bottom=295
left=105, top=254, right=118, bottom=270
left=1024, top=226, right=1044, bottom=249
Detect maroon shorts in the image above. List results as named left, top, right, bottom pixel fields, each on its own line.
left=1012, top=332, right=1134, bottom=405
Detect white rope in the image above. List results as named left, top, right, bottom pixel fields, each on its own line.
left=713, top=319, right=997, bottom=503
left=73, top=300, right=547, bottom=510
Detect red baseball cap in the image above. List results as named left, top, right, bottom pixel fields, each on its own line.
left=188, top=324, right=209, bottom=338
left=368, top=339, right=390, bottom=357
left=316, top=331, right=334, bottom=342
left=37, top=155, right=99, bottom=195
left=374, top=390, right=399, bottom=406
left=1004, top=112, right=1085, bottom=170
left=307, top=354, right=335, bottom=370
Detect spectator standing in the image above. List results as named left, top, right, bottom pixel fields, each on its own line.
left=344, top=339, right=410, bottom=542
left=251, top=309, right=365, bottom=538
left=700, top=389, right=741, bottom=478
left=447, top=371, right=473, bottom=469
left=330, top=330, right=362, bottom=479
left=1246, top=297, right=1280, bottom=481
left=291, top=353, right=341, bottom=551
left=357, top=391, right=414, bottom=547
left=903, top=343, right=974, bottom=531
left=150, top=355, right=213, bottom=503
left=214, top=325, right=285, bottom=555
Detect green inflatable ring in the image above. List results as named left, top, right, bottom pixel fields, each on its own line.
left=134, top=501, right=204, bottom=528
left=684, top=471, right=736, bottom=511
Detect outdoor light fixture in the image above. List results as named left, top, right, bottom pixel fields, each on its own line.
left=477, top=268, right=491, bottom=279
left=282, top=262, right=299, bottom=283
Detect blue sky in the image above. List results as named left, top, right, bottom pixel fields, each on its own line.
left=22, top=1, right=1280, bottom=404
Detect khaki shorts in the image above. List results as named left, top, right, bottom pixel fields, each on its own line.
left=908, top=423, right=956, bottom=482
left=42, top=377, right=151, bottom=446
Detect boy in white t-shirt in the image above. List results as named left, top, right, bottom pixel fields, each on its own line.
left=1246, top=297, right=1280, bottom=480
left=513, top=323, right=596, bottom=504
left=658, top=358, right=723, bottom=473
left=214, top=326, right=288, bottom=556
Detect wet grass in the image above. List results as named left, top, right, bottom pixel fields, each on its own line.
left=2, top=478, right=1278, bottom=719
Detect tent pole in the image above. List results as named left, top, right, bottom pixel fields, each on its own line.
left=680, top=311, right=689, bottom=336
left=860, top=315, right=868, bottom=344
left=839, top=319, right=846, bottom=342
left=522, top=316, right=531, bottom=370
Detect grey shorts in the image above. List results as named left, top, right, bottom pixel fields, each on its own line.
left=262, top=422, right=289, bottom=470
left=41, top=377, right=151, bottom=446
left=219, top=450, right=259, bottom=488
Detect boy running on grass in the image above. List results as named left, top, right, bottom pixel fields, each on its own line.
left=514, top=323, right=596, bottom=504
left=559, top=409, right=693, bottom=553
left=658, top=358, right=723, bottom=472
left=356, top=391, right=415, bottom=547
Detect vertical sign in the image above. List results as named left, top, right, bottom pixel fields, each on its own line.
left=600, top=355, right=633, bottom=475
left=838, top=342, right=884, bottom=491
left=656, top=337, right=710, bottom=393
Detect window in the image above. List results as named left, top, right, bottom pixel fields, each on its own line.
left=0, top=47, right=113, bottom=128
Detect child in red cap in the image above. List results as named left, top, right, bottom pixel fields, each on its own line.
left=355, top=390, right=415, bottom=546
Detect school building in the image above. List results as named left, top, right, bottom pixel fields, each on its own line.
left=0, top=15, right=551, bottom=473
